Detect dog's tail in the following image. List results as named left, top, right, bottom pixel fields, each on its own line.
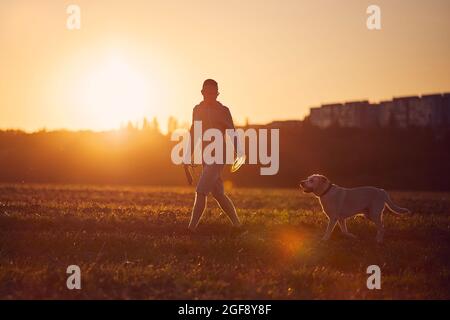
left=384, top=191, right=411, bottom=215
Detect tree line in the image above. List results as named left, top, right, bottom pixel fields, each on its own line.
left=1, top=121, right=449, bottom=190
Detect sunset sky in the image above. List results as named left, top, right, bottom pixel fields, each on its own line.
left=1, top=0, right=449, bottom=132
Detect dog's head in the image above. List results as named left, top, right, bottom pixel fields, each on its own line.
left=300, top=174, right=330, bottom=195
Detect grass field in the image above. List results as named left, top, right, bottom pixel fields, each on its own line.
left=0, top=183, right=449, bottom=299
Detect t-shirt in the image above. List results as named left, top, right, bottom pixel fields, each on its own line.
left=189, top=101, right=236, bottom=164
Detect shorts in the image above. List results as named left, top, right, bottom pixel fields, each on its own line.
left=196, top=164, right=225, bottom=196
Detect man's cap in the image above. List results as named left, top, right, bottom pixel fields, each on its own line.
left=202, top=79, right=218, bottom=89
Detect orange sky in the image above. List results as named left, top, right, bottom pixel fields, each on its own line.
left=1, top=0, right=449, bottom=132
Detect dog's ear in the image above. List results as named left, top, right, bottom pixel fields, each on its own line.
left=319, top=175, right=329, bottom=184
left=314, top=175, right=329, bottom=193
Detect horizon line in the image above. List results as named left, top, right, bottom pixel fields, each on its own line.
left=2, top=91, right=449, bottom=134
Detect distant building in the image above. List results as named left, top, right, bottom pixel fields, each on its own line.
left=309, top=104, right=343, bottom=128
left=308, top=93, right=450, bottom=129
left=379, top=100, right=395, bottom=127
left=408, top=96, right=431, bottom=127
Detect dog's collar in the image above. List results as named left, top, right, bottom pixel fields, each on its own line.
left=318, top=183, right=334, bottom=197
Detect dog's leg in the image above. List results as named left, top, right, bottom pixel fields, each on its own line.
left=374, top=217, right=384, bottom=243
left=369, top=202, right=385, bottom=243
left=322, top=217, right=337, bottom=241
left=338, top=219, right=357, bottom=239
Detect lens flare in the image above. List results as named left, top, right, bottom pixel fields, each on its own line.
left=277, top=228, right=306, bottom=258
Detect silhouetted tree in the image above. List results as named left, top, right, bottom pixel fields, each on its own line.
left=142, top=117, right=150, bottom=130
left=167, top=116, right=178, bottom=135
left=152, top=117, right=159, bottom=133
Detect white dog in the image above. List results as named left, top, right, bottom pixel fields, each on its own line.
left=300, top=174, right=410, bottom=243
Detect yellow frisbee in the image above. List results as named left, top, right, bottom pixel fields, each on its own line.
left=231, top=154, right=246, bottom=173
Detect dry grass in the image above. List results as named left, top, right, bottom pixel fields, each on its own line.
left=0, top=184, right=449, bottom=299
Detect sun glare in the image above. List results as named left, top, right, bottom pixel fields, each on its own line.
left=79, top=55, right=152, bottom=130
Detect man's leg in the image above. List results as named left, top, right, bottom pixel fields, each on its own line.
left=189, top=164, right=213, bottom=231
left=188, top=192, right=207, bottom=231
left=213, top=192, right=241, bottom=227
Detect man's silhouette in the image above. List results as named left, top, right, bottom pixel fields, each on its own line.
left=188, top=79, right=242, bottom=231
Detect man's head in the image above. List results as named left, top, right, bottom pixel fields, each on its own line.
left=201, top=79, right=219, bottom=103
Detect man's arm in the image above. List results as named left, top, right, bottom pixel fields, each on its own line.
left=224, top=108, right=235, bottom=131
left=189, top=107, right=200, bottom=163
left=224, top=108, right=241, bottom=156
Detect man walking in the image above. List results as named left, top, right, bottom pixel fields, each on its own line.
left=187, top=79, right=242, bottom=231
